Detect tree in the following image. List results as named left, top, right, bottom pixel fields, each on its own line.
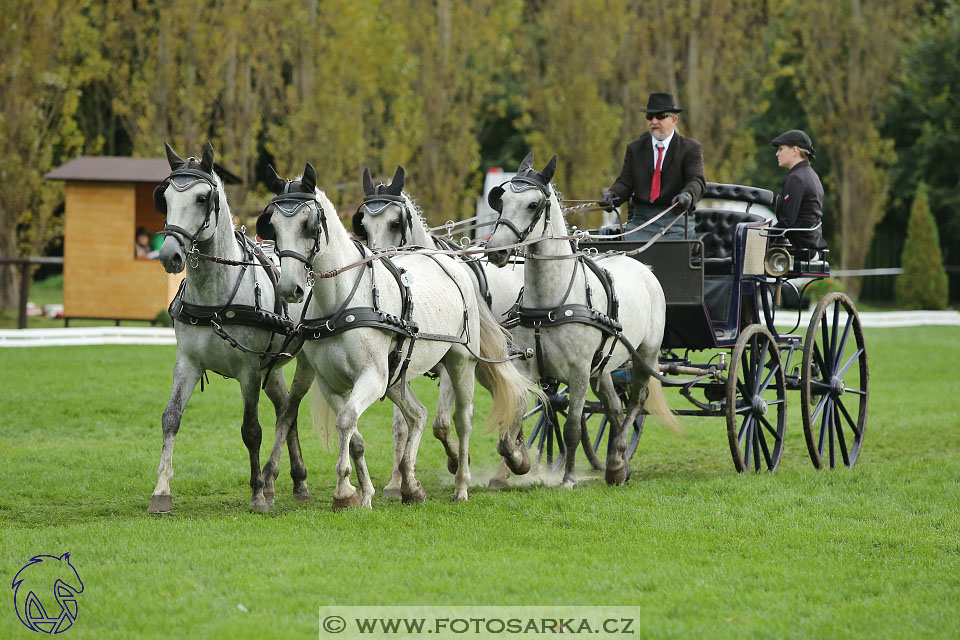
left=895, top=183, right=948, bottom=309
left=0, top=1, right=107, bottom=311
left=781, top=0, right=919, bottom=300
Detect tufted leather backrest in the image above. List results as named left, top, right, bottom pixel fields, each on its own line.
left=703, top=182, right=774, bottom=206
left=694, top=209, right=765, bottom=259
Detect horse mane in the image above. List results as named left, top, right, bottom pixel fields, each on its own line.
left=401, top=190, right=430, bottom=234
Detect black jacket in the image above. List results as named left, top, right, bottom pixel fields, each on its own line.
left=607, top=131, right=706, bottom=208
left=776, top=160, right=827, bottom=249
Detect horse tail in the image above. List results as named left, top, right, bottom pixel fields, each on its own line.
left=643, top=376, right=682, bottom=436
left=475, top=301, right=544, bottom=437
left=309, top=380, right=336, bottom=452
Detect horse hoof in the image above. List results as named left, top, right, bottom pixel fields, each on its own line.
left=293, top=488, right=314, bottom=502
left=560, top=479, right=576, bottom=490
left=504, top=453, right=530, bottom=476
left=487, top=478, right=509, bottom=490
left=451, top=491, right=468, bottom=502
left=401, top=484, right=426, bottom=505
left=250, top=496, right=270, bottom=513
left=605, top=465, right=628, bottom=486
left=382, top=486, right=403, bottom=499
left=147, top=494, right=173, bottom=514
left=446, top=456, right=459, bottom=475
left=331, top=493, right=362, bottom=511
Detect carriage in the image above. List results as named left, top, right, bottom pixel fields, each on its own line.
left=521, top=182, right=868, bottom=474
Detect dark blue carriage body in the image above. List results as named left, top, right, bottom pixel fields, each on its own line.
left=583, top=183, right=829, bottom=351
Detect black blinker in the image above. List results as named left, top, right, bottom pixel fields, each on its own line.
left=487, top=185, right=504, bottom=213
left=256, top=211, right=275, bottom=241
left=153, top=183, right=168, bottom=215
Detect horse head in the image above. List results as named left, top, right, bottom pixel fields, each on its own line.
left=258, top=163, right=326, bottom=303
left=485, top=152, right=558, bottom=266
left=352, top=166, right=416, bottom=249
left=155, top=141, right=225, bottom=273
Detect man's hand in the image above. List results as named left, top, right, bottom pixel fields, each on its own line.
left=600, top=189, right=617, bottom=212
left=672, top=191, right=693, bottom=212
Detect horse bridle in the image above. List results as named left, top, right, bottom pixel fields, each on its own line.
left=259, top=191, right=328, bottom=286
left=488, top=176, right=553, bottom=244
left=155, top=166, right=221, bottom=253
left=352, top=191, right=412, bottom=246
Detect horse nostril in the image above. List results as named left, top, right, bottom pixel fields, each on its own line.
left=293, top=285, right=304, bottom=301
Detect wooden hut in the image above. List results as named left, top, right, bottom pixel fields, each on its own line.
left=45, top=157, right=241, bottom=323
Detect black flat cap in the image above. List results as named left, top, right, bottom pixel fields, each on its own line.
left=771, top=129, right=816, bottom=159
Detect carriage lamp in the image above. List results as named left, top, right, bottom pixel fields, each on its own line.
left=763, top=247, right=794, bottom=278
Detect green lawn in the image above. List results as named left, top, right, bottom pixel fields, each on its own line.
left=1, top=327, right=959, bottom=639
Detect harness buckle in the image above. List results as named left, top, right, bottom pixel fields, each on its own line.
left=188, top=248, right=200, bottom=269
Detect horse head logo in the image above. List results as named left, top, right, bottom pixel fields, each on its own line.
left=11, top=552, right=84, bottom=634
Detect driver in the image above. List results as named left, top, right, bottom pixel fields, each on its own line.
left=600, top=92, right=706, bottom=241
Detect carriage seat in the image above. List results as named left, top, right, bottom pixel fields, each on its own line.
left=694, top=208, right=766, bottom=274
left=702, top=182, right=774, bottom=206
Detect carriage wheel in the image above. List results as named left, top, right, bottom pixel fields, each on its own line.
left=726, top=324, right=787, bottom=472
left=579, top=399, right=644, bottom=471
left=801, top=292, right=868, bottom=469
left=525, top=381, right=642, bottom=473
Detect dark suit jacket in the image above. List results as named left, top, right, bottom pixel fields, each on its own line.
left=608, top=131, right=706, bottom=208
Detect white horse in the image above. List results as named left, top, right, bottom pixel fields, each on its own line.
left=351, top=169, right=526, bottom=494
left=257, top=163, right=537, bottom=507
left=484, top=152, right=677, bottom=488
left=150, top=141, right=315, bottom=513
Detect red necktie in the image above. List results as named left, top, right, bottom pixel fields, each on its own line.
left=650, top=143, right=664, bottom=202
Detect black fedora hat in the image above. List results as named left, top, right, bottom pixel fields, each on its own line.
left=639, top=92, right=683, bottom=113
left=771, top=129, right=816, bottom=159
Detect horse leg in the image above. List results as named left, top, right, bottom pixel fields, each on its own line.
left=560, top=375, right=589, bottom=490
left=262, top=361, right=315, bottom=505
left=432, top=367, right=461, bottom=475
left=261, top=368, right=289, bottom=506
left=382, top=404, right=409, bottom=499
left=284, top=362, right=315, bottom=502
left=238, top=371, right=268, bottom=512
left=488, top=460, right=513, bottom=490
left=331, top=376, right=381, bottom=511
left=445, top=360, right=476, bottom=502
left=385, top=384, right=429, bottom=505
left=606, top=367, right=647, bottom=486
left=148, top=356, right=202, bottom=514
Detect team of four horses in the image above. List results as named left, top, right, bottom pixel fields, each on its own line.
left=147, top=141, right=676, bottom=514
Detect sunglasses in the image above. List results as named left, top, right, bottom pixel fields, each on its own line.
left=645, top=112, right=676, bottom=121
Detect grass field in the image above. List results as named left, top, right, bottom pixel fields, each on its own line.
left=2, top=327, right=959, bottom=638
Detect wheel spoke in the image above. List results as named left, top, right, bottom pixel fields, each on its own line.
left=812, top=342, right=829, bottom=377
left=836, top=397, right=862, bottom=439
left=830, top=300, right=841, bottom=363
left=845, top=388, right=867, bottom=396
left=834, top=403, right=850, bottom=466
left=758, top=362, right=781, bottom=394
left=753, top=338, right=770, bottom=390
left=752, top=424, right=762, bottom=471
left=810, top=379, right=832, bottom=391
left=743, top=418, right=754, bottom=468
left=738, top=414, right=753, bottom=447
left=817, top=397, right=833, bottom=455
left=737, top=377, right=752, bottom=399
left=593, top=416, right=607, bottom=451
left=835, top=313, right=854, bottom=370
left=820, top=311, right=833, bottom=370
left=837, top=348, right=865, bottom=378
left=759, top=415, right=783, bottom=442
left=828, top=402, right=836, bottom=468
left=812, top=392, right=830, bottom=423
left=757, top=424, right=773, bottom=469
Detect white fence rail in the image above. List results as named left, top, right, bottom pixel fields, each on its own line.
left=2, top=311, right=958, bottom=347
